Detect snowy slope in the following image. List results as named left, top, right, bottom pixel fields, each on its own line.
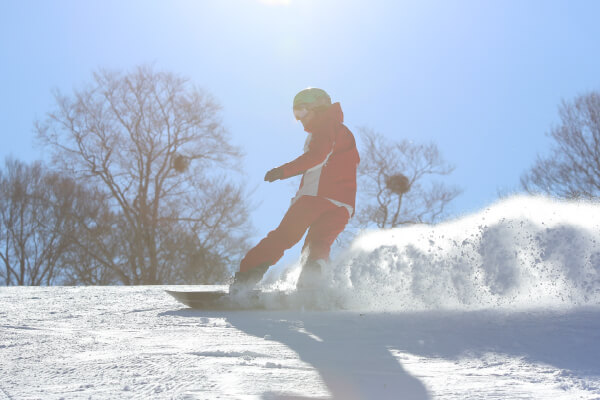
left=1, top=196, right=600, bottom=399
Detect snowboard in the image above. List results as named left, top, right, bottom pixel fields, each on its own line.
left=165, top=287, right=282, bottom=310
left=166, top=284, right=341, bottom=310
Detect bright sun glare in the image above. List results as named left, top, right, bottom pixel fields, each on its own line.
left=259, top=0, right=292, bottom=5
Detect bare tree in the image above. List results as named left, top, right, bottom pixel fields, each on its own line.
left=36, top=65, right=251, bottom=284
left=0, top=159, right=76, bottom=285
left=354, top=128, right=461, bottom=229
left=55, top=178, right=119, bottom=285
left=521, top=91, right=600, bottom=199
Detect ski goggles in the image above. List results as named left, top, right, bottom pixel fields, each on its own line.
left=293, top=106, right=310, bottom=120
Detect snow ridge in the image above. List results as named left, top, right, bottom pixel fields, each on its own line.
left=325, top=195, right=600, bottom=311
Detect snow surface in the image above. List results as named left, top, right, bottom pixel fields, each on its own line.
left=2, top=196, right=600, bottom=399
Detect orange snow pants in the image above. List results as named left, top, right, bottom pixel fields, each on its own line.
left=239, top=196, right=350, bottom=272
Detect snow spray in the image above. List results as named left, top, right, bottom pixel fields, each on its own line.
left=321, top=195, right=600, bottom=311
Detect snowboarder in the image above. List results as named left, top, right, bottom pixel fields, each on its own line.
left=231, top=88, right=360, bottom=293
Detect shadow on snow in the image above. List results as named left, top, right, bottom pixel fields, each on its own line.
left=160, top=307, right=600, bottom=399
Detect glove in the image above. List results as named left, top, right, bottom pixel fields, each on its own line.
left=264, top=167, right=283, bottom=182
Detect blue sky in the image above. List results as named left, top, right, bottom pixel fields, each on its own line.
left=1, top=0, right=600, bottom=262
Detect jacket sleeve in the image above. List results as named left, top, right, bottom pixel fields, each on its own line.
left=278, top=127, right=334, bottom=178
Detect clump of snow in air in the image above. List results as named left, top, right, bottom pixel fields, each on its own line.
left=315, top=195, right=600, bottom=312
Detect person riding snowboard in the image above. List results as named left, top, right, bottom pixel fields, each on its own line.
left=231, top=88, right=360, bottom=293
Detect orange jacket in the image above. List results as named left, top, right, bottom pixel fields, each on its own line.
left=279, top=102, right=360, bottom=215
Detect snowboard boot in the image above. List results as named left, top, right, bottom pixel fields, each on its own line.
left=296, top=259, right=326, bottom=290
left=229, top=262, right=270, bottom=296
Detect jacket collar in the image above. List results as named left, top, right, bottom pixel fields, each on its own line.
left=304, top=102, right=343, bottom=133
